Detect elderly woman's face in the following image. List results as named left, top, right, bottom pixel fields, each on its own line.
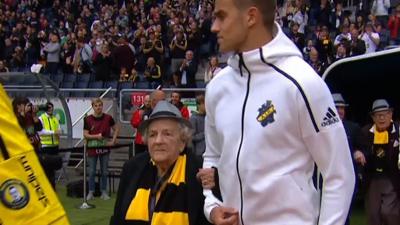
left=147, top=119, right=185, bottom=167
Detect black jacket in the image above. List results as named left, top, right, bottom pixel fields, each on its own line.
left=110, top=151, right=211, bottom=225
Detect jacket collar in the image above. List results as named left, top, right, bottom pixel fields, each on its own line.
left=227, top=22, right=302, bottom=77
left=368, top=122, right=396, bottom=133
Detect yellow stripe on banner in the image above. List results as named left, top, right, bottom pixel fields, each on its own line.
left=125, top=188, right=150, bottom=221
left=151, top=211, right=189, bottom=225
left=169, top=155, right=186, bottom=185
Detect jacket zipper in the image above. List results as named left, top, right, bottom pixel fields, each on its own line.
left=237, top=53, right=251, bottom=225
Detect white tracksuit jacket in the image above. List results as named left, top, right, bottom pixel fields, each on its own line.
left=203, top=23, right=355, bottom=225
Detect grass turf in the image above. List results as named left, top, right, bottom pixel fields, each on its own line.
left=57, top=184, right=366, bottom=225
left=57, top=185, right=116, bottom=225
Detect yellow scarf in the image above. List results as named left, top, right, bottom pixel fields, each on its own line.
left=374, top=130, right=389, bottom=144
left=125, top=154, right=189, bottom=225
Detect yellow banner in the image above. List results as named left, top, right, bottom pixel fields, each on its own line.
left=0, top=84, right=70, bottom=225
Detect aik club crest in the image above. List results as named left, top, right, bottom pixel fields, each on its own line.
left=0, top=179, right=30, bottom=209
left=257, top=100, right=276, bottom=127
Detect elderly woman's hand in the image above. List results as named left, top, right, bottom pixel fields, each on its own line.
left=196, top=168, right=215, bottom=189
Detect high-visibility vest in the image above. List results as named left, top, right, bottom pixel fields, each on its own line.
left=40, top=113, right=59, bottom=146
left=0, top=84, right=70, bottom=225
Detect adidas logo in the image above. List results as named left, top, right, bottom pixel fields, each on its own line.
left=321, top=107, right=339, bottom=127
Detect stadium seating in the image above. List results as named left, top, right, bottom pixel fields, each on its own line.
left=134, top=80, right=149, bottom=89
left=86, top=81, right=104, bottom=97
left=76, top=74, right=91, bottom=83
left=63, top=74, right=77, bottom=83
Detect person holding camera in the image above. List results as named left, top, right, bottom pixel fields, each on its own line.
left=12, top=97, right=42, bottom=152
left=12, top=98, right=62, bottom=189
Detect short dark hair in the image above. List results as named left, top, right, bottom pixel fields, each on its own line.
left=233, top=0, right=276, bottom=29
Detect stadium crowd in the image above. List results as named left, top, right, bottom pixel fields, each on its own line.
left=0, top=0, right=399, bottom=85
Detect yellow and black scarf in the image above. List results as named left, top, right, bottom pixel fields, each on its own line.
left=125, top=153, right=189, bottom=225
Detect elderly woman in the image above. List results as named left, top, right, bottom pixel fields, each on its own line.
left=110, top=101, right=210, bottom=225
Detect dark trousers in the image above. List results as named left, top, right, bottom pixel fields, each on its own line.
left=366, top=177, right=400, bottom=225
left=38, top=146, right=61, bottom=189
left=46, top=62, right=59, bottom=76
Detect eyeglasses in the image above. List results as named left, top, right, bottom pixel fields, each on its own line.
left=373, top=111, right=390, bottom=119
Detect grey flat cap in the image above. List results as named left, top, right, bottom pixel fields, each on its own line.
left=371, top=99, right=391, bottom=114
left=138, top=100, right=192, bottom=134
left=332, top=93, right=348, bottom=107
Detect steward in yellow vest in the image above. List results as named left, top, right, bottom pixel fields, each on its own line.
left=38, top=102, right=62, bottom=188
left=38, top=102, right=60, bottom=150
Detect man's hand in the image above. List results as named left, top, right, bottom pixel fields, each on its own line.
left=211, top=206, right=239, bottom=225
left=197, top=168, right=215, bottom=189
left=354, top=150, right=366, bottom=166
left=106, top=140, right=116, bottom=146
left=96, top=133, right=103, bottom=140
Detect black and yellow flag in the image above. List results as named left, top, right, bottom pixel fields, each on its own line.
left=0, top=84, right=70, bottom=225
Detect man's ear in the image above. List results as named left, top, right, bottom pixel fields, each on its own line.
left=247, top=6, right=260, bottom=27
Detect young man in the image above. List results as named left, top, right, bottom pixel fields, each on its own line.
left=84, top=98, right=120, bottom=200
left=201, top=0, right=355, bottom=224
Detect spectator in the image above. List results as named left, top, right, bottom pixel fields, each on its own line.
left=387, top=4, right=400, bottom=45
left=204, top=55, right=222, bottom=83
left=331, top=2, right=346, bottom=32
left=60, top=41, right=75, bottom=74
left=356, top=14, right=366, bottom=34
left=110, top=101, right=211, bottom=225
left=316, top=0, right=332, bottom=28
left=292, top=0, right=308, bottom=34
left=288, top=22, right=305, bottom=51
left=76, top=37, right=93, bottom=74
left=375, top=22, right=390, bottom=50
left=357, top=99, right=400, bottom=225
left=370, top=0, right=391, bottom=28
left=143, top=29, right=164, bottom=65
left=190, top=94, right=206, bottom=157
left=302, top=39, right=314, bottom=61
left=170, top=91, right=190, bottom=120
left=307, top=47, right=326, bottom=75
left=93, top=44, right=114, bottom=81
left=10, top=46, right=24, bottom=71
left=315, top=25, right=334, bottom=65
left=361, top=22, right=380, bottom=53
left=334, top=43, right=348, bottom=62
left=0, top=60, right=9, bottom=72
left=112, top=36, right=135, bottom=76
left=177, top=50, right=197, bottom=88
left=12, top=98, right=42, bottom=152
left=349, top=27, right=366, bottom=56
left=84, top=98, right=120, bottom=201
left=169, top=29, right=187, bottom=76
left=118, top=67, right=129, bottom=82
left=144, top=57, right=162, bottom=89
left=131, top=90, right=166, bottom=155
left=24, top=25, right=40, bottom=67
left=334, top=24, right=351, bottom=47
left=43, top=31, right=61, bottom=76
